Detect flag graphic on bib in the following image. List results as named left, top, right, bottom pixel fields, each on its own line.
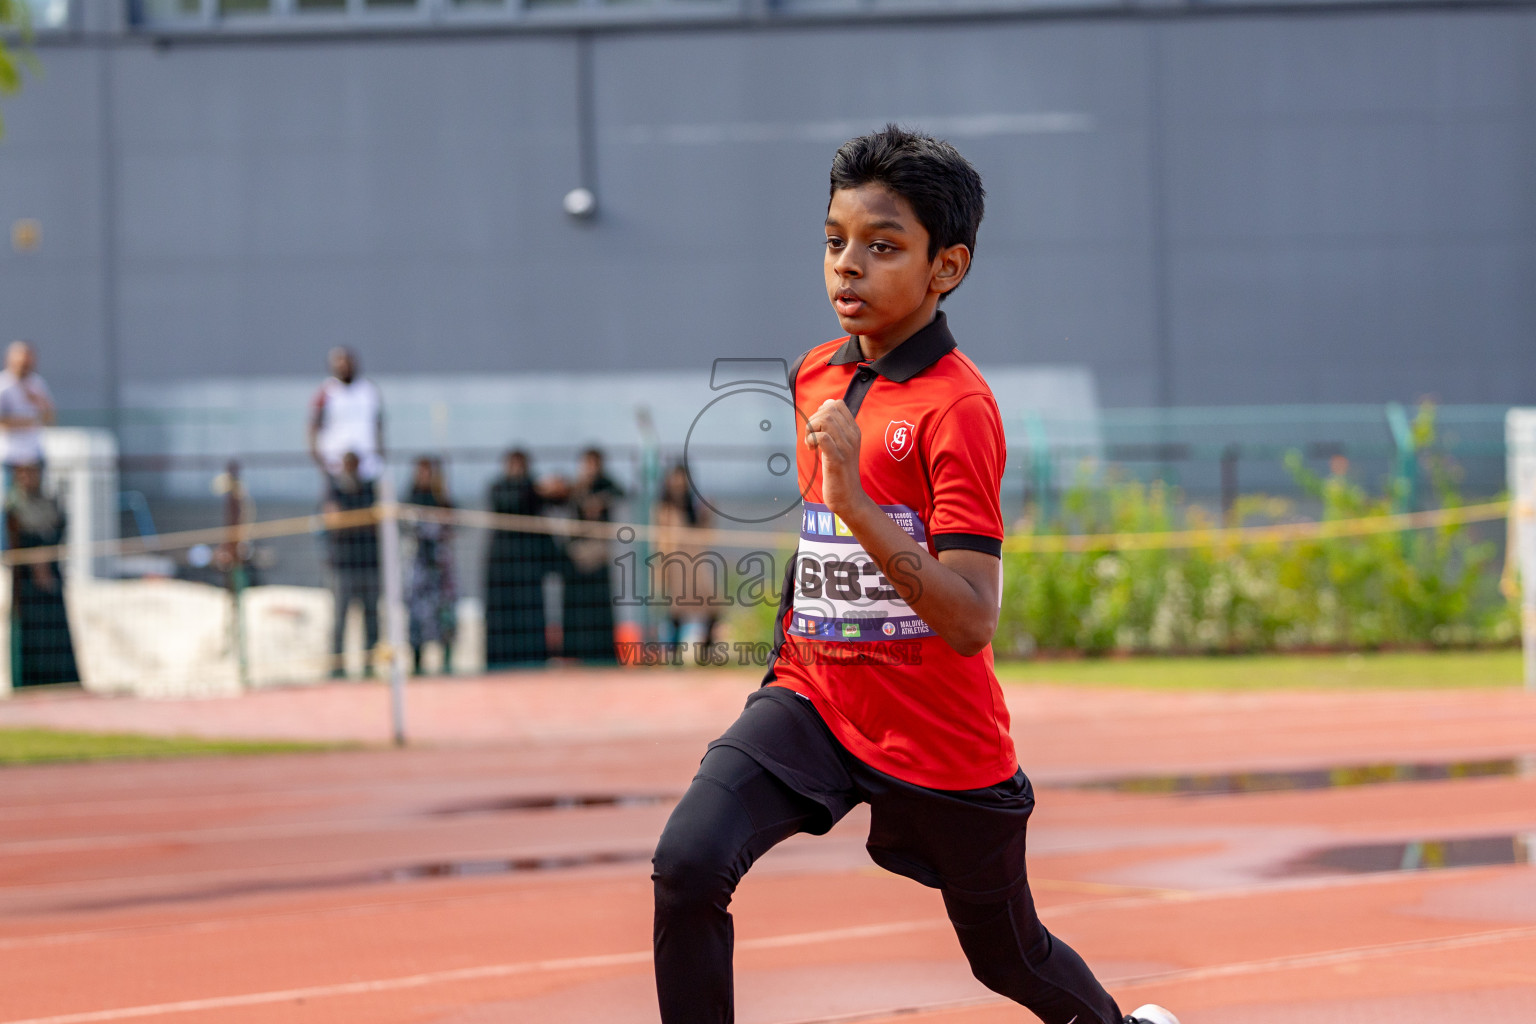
left=790, top=501, right=935, bottom=642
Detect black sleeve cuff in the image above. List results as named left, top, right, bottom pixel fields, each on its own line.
left=932, top=532, right=1003, bottom=557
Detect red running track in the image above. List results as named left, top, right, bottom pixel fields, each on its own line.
left=1, top=668, right=1534, bottom=1023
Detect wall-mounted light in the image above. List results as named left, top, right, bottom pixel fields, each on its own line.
left=11, top=219, right=41, bottom=253
left=563, top=187, right=598, bottom=220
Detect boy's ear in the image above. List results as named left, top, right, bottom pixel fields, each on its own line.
left=930, top=243, right=971, bottom=296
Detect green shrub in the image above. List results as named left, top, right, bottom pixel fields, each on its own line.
left=724, top=405, right=1518, bottom=658
left=997, top=405, right=1517, bottom=656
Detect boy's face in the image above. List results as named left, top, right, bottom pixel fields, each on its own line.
left=824, top=184, right=969, bottom=349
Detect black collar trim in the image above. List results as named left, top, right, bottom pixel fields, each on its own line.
left=826, top=311, right=957, bottom=383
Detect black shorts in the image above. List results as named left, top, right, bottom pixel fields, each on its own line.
left=707, top=686, right=1035, bottom=904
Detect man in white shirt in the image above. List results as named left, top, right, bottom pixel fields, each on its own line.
left=0, top=340, right=56, bottom=472
left=307, top=347, right=385, bottom=482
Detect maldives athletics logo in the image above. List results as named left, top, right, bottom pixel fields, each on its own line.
left=885, top=419, right=916, bottom=462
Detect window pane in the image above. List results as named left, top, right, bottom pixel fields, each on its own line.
left=21, top=0, right=70, bottom=27
left=140, top=0, right=204, bottom=17
left=220, top=0, right=272, bottom=14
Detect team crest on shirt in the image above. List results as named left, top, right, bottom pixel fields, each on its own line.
left=885, top=419, right=916, bottom=462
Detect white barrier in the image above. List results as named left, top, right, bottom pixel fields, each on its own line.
left=0, top=430, right=118, bottom=697
left=1508, top=410, right=1536, bottom=690
left=42, top=429, right=120, bottom=586
left=61, top=580, right=476, bottom=700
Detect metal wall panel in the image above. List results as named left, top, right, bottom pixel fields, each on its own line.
left=1160, top=13, right=1536, bottom=405
left=0, top=49, right=110, bottom=411
left=110, top=37, right=585, bottom=382
left=0, top=9, right=1531, bottom=414
left=590, top=21, right=1158, bottom=401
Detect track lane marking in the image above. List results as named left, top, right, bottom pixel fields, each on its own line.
left=1110, top=923, right=1536, bottom=985
left=8, top=920, right=1536, bottom=1024
left=0, top=920, right=947, bottom=1024
left=0, top=857, right=1514, bottom=953
left=778, top=924, right=1536, bottom=1023
left=0, top=797, right=681, bottom=856
left=0, top=843, right=660, bottom=902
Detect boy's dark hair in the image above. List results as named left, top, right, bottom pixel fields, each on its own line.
left=829, top=124, right=986, bottom=283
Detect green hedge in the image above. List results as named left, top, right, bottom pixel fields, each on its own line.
left=998, top=407, right=1517, bottom=656
left=722, top=405, right=1517, bottom=657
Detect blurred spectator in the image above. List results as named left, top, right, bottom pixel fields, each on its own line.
left=308, top=347, right=384, bottom=483
left=0, top=341, right=55, bottom=486
left=6, top=462, right=78, bottom=688
left=213, top=460, right=257, bottom=586
left=323, top=451, right=380, bottom=679
left=406, top=456, right=457, bottom=676
left=654, top=462, right=720, bottom=655
left=484, top=449, right=560, bottom=667
left=562, top=446, right=623, bottom=663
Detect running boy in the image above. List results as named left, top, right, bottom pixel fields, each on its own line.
left=652, top=125, right=1178, bottom=1024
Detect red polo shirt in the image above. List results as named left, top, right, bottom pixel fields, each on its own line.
left=766, top=312, right=1016, bottom=791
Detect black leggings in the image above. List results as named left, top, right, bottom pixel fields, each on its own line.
left=652, top=745, right=1123, bottom=1024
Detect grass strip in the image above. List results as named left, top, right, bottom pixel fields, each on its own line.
left=994, top=649, right=1525, bottom=691
left=0, top=728, right=342, bottom=765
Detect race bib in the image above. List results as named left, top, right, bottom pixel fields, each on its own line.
left=787, top=501, right=935, bottom=642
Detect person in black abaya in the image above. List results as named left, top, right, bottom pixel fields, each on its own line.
left=484, top=450, right=559, bottom=667
left=6, top=463, right=79, bottom=688
left=561, top=447, right=624, bottom=664
left=406, top=456, right=457, bottom=676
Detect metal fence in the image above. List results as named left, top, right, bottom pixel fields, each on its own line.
left=0, top=401, right=1521, bottom=702
left=1011, top=403, right=1510, bottom=526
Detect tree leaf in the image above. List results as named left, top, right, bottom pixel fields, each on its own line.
left=0, top=0, right=38, bottom=141
left=0, top=50, right=20, bottom=95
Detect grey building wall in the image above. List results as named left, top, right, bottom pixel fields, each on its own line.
left=1161, top=15, right=1536, bottom=406
left=0, top=48, right=111, bottom=411
left=1, top=8, right=1533, bottom=416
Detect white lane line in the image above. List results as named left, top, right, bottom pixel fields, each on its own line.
left=6, top=919, right=1536, bottom=1024
left=772, top=996, right=1000, bottom=1024
left=7, top=895, right=1536, bottom=1023
left=1109, top=923, right=1536, bottom=987
left=0, top=841, right=657, bottom=903
left=0, top=920, right=946, bottom=1024
left=0, top=858, right=1503, bottom=952
left=0, top=950, right=655, bottom=1024
left=0, top=817, right=425, bottom=856
left=0, top=829, right=1462, bottom=912
left=0, top=885, right=572, bottom=953
left=776, top=924, right=1536, bottom=1024
left=0, top=796, right=681, bottom=856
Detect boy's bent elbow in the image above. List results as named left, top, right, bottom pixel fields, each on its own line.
left=961, top=637, right=993, bottom=658
left=933, top=550, right=1002, bottom=658
left=945, top=618, right=998, bottom=658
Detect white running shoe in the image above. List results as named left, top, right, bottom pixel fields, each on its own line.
left=1123, top=1006, right=1181, bottom=1024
